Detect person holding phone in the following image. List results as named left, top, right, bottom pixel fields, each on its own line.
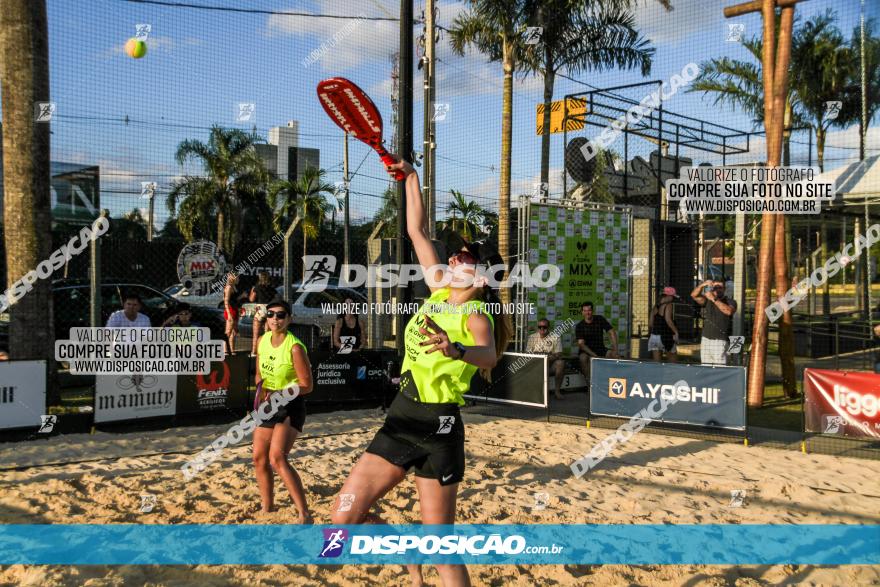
left=691, top=280, right=737, bottom=365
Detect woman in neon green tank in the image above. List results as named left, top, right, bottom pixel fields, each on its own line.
left=331, top=158, right=512, bottom=587
left=253, top=300, right=313, bottom=523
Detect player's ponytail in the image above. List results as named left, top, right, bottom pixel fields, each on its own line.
left=463, top=239, right=512, bottom=382
left=479, top=284, right=512, bottom=382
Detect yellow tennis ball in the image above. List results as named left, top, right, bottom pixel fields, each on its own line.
left=125, top=38, right=147, bottom=59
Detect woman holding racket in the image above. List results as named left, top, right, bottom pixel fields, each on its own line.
left=253, top=299, right=314, bottom=522
left=331, top=158, right=511, bottom=587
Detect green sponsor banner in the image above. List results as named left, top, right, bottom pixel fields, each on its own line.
left=526, top=204, right=630, bottom=352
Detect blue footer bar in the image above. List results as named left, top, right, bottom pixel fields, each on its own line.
left=0, top=524, right=877, bottom=565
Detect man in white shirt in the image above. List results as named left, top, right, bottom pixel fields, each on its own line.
left=106, top=292, right=152, bottom=328
left=526, top=318, right=566, bottom=400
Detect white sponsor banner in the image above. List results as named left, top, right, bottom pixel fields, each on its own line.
left=0, top=360, right=47, bottom=430
left=95, top=374, right=177, bottom=423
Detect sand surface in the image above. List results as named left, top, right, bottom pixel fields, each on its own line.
left=1, top=408, right=878, bottom=586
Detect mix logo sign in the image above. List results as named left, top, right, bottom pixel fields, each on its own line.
left=176, top=241, right=227, bottom=295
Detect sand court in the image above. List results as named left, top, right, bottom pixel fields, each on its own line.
left=1, top=409, right=878, bottom=585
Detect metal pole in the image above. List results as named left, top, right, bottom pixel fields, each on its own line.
left=147, top=194, right=154, bottom=242
left=860, top=0, right=867, bottom=162
left=90, top=210, right=108, bottom=327
left=343, top=132, right=350, bottom=267
left=426, top=0, right=436, bottom=236
left=732, top=213, right=746, bottom=338
left=396, top=0, right=414, bottom=356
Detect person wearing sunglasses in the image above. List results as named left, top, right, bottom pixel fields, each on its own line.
left=526, top=319, right=566, bottom=400
left=330, top=156, right=512, bottom=587
left=253, top=299, right=314, bottom=522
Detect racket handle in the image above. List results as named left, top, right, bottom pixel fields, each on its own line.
left=379, top=153, right=406, bottom=181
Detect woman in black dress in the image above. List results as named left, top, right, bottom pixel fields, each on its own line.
left=332, top=297, right=363, bottom=352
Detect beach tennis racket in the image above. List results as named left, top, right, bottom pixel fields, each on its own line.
left=316, top=77, right=405, bottom=181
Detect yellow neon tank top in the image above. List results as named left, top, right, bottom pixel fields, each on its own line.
left=258, top=331, right=307, bottom=390
left=401, top=287, right=494, bottom=405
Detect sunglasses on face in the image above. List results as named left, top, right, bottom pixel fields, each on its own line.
left=538, top=325, right=549, bottom=330
left=451, top=250, right=479, bottom=265
left=266, top=310, right=288, bottom=319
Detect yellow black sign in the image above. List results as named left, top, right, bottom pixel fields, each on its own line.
left=536, top=98, right=587, bottom=134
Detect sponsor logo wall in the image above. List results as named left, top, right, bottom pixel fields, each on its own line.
left=176, top=355, right=249, bottom=414
left=465, top=353, right=546, bottom=407
left=525, top=204, right=631, bottom=353
left=95, top=373, right=177, bottom=423
left=590, top=359, right=746, bottom=430
left=0, top=360, right=47, bottom=430
left=804, top=368, right=879, bottom=439
left=307, top=350, right=395, bottom=403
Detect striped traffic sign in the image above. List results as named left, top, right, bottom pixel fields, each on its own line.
left=536, top=97, right=587, bottom=134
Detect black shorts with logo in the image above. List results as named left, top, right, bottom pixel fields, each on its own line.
left=258, top=393, right=306, bottom=432
left=366, top=383, right=465, bottom=486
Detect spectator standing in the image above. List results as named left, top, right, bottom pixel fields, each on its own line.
left=691, top=280, right=737, bottom=365
left=332, top=297, right=364, bottom=353
left=575, top=301, right=618, bottom=386
left=648, top=287, right=680, bottom=362
left=249, top=271, right=277, bottom=356
left=223, top=273, right=244, bottom=355
left=526, top=318, right=566, bottom=400
left=106, top=292, right=151, bottom=328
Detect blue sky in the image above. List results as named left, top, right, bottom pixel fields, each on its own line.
left=40, top=0, right=878, bottom=230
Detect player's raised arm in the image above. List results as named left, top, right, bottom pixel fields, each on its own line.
left=385, top=158, right=445, bottom=291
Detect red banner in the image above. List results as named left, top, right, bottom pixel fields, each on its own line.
left=804, top=368, right=880, bottom=439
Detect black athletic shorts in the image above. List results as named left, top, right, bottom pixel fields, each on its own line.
left=366, top=386, right=465, bottom=486
left=258, top=394, right=306, bottom=432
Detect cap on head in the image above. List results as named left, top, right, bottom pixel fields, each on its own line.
left=266, top=299, right=291, bottom=314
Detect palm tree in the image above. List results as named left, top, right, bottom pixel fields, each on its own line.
left=687, top=12, right=863, bottom=401
left=531, top=0, right=663, bottom=186
left=438, top=190, right=490, bottom=241
left=789, top=11, right=860, bottom=172
left=115, top=208, right=149, bottom=240
left=370, top=186, right=398, bottom=238
left=689, top=11, right=860, bottom=170
left=168, top=125, right=270, bottom=256
left=1, top=0, right=57, bottom=396
left=269, top=167, right=334, bottom=279
left=850, top=19, right=879, bottom=160
left=449, top=0, right=537, bottom=302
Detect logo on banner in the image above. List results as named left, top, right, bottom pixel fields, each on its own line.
left=608, top=378, right=627, bottom=399
left=319, top=528, right=348, bottom=558
left=196, top=362, right=230, bottom=409
left=338, top=336, right=356, bottom=355
left=176, top=241, right=227, bottom=295
left=38, top=414, right=57, bottom=433
left=823, top=414, right=846, bottom=434
left=356, top=365, right=367, bottom=380
left=117, top=374, right=158, bottom=393
left=437, top=416, right=455, bottom=434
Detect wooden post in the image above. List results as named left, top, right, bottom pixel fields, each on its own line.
left=723, top=0, right=806, bottom=407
